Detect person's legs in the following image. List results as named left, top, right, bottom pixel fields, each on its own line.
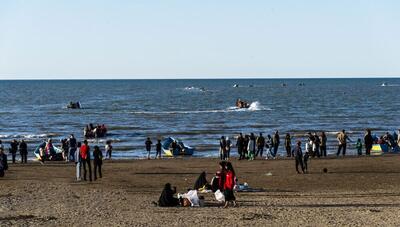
left=82, top=159, right=87, bottom=180
left=343, top=144, right=347, bottom=156
left=366, top=146, right=371, bottom=155
left=273, top=145, right=279, bottom=157
left=337, top=144, right=342, bottom=156
left=94, top=162, right=98, bottom=180
left=23, top=153, right=27, bottom=163
left=12, top=153, right=16, bottom=163
left=303, top=155, right=308, bottom=173
left=259, top=147, right=263, bottom=157
left=99, top=163, right=102, bottom=178
left=295, top=158, right=300, bottom=173
left=147, top=149, right=150, bottom=159
left=88, top=161, right=92, bottom=181
left=76, top=162, right=80, bottom=180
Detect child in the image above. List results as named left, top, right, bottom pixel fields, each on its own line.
left=356, top=138, right=363, bottom=156
left=105, top=140, right=113, bottom=159
left=156, top=140, right=162, bottom=159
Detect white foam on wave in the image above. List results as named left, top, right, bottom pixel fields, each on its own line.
left=181, top=86, right=206, bottom=92
left=131, top=102, right=271, bottom=115
left=0, top=133, right=53, bottom=139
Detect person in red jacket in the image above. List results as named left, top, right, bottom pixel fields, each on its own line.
left=223, top=162, right=237, bottom=208
left=80, top=140, right=92, bottom=181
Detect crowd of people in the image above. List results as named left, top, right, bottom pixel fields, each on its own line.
left=83, top=124, right=107, bottom=138
left=157, top=161, right=237, bottom=208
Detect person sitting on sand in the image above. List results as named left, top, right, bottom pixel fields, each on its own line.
left=194, top=171, right=210, bottom=191
left=158, top=183, right=180, bottom=207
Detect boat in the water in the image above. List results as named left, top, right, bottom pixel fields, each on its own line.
left=33, top=142, right=63, bottom=161
left=67, top=102, right=81, bottom=109
left=236, top=99, right=250, bottom=109
left=161, top=137, right=194, bottom=157
left=381, top=82, right=388, bottom=87
left=233, top=84, right=239, bottom=88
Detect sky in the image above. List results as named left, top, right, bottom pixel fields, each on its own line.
left=0, top=0, right=399, bottom=79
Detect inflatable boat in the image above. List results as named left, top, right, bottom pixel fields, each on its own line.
left=33, top=142, right=64, bottom=161
left=162, top=137, right=194, bottom=157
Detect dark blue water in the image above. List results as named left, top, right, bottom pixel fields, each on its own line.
left=0, top=78, right=399, bottom=159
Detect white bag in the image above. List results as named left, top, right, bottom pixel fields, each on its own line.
left=214, top=189, right=225, bottom=202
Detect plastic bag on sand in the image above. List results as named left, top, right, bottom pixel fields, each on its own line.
left=214, top=189, right=225, bottom=202
left=182, top=190, right=200, bottom=207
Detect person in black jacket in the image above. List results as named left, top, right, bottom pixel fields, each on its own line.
left=293, top=141, right=305, bottom=174
left=9, top=140, right=19, bottom=163
left=236, top=133, right=244, bottom=160
left=156, top=139, right=162, bottom=159
left=92, top=145, right=103, bottom=181
left=0, top=148, right=8, bottom=177
left=19, top=140, right=28, bottom=164
left=158, top=183, right=179, bottom=207
left=364, top=129, right=374, bottom=156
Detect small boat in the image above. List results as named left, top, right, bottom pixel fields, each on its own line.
left=236, top=99, right=250, bottom=109
left=233, top=84, right=239, bottom=88
left=162, top=137, right=194, bottom=157
left=33, top=142, right=64, bottom=161
left=381, top=82, right=388, bottom=87
left=67, top=102, right=81, bottom=109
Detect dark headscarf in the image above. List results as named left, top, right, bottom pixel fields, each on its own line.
left=158, top=183, right=179, bottom=207
left=194, top=171, right=208, bottom=190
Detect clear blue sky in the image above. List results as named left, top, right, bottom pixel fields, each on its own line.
left=0, top=0, right=399, bottom=79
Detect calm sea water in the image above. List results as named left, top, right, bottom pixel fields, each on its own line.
left=0, top=78, right=399, bottom=159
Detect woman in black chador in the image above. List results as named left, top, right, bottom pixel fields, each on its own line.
left=158, top=183, right=180, bottom=207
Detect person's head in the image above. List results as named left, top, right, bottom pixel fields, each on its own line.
left=275, top=130, right=279, bottom=134
left=164, top=183, right=172, bottom=190
left=157, top=139, right=161, bottom=143
left=219, top=161, right=226, bottom=170
left=321, top=131, right=326, bottom=136
left=70, top=134, right=74, bottom=138
left=220, top=136, right=224, bottom=140
left=286, top=133, right=290, bottom=137
left=268, top=134, right=271, bottom=138
left=77, top=142, right=82, bottom=147
left=83, top=140, right=88, bottom=145
left=342, top=129, right=345, bottom=133
left=239, top=133, right=242, bottom=137
left=259, top=133, right=263, bottom=136
left=21, top=139, right=25, bottom=143
left=147, top=137, right=150, bottom=140
left=297, top=140, right=301, bottom=146
left=357, top=138, right=361, bottom=142
left=94, top=145, right=100, bottom=151
left=106, top=140, right=111, bottom=145
left=48, top=139, right=52, bottom=143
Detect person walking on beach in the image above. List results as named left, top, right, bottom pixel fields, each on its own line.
left=247, top=133, right=256, bottom=160
left=312, top=132, right=321, bottom=158
left=337, top=129, right=351, bottom=157
left=284, top=133, right=292, bottom=157
left=68, top=134, right=77, bottom=162
left=9, top=139, right=18, bottom=163
left=156, top=139, right=162, bottom=159
left=272, top=131, right=280, bottom=158
left=356, top=139, right=363, bottom=156
left=320, top=132, right=327, bottom=157
left=256, top=133, right=265, bottom=158
left=219, top=136, right=227, bottom=160
left=303, top=141, right=310, bottom=173
left=19, top=140, right=28, bottom=164
left=93, top=145, right=103, bottom=181
left=105, top=140, right=113, bottom=159
left=223, top=162, right=237, bottom=208
left=364, top=129, right=373, bottom=156
left=80, top=140, right=92, bottom=181
left=61, top=138, right=69, bottom=162
left=75, top=142, right=81, bottom=181
left=236, top=133, right=244, bottom=160
left=145, top=137, right=152, bottom=160
left=293, top=141, right=305, bottom=174
left=225, top=137, right=232, bottom=159
left=265, top=135, right=273, bottom=159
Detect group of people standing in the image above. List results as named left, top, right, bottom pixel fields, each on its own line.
left=74, top=140, right=104, bottom=181
left=145, top=137, right=162, bottom=159
left=227, top=131, right=281, bottom=161
left=0, top=139, right=28, bottom=164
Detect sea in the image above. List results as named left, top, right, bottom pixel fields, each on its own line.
left=0, top=78, right=399, bottom=159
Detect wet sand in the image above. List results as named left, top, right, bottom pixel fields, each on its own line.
left=1, top=155, right=400, bottom=226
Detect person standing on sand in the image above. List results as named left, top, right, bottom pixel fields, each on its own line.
left=93, top=145, right=103, bottom=181
left=256, top=133, right=265, bottom=158
left=272, top=131, right=280, bottom=158
left=75, top=142, right=81, bottom=181
left=337, top=129, right=351, bottom=157
left=80, top=140, right=92, bottom=181
left=236, top=133, right=244, bottom=160
left=293, top=141, right=305, bottom=174
left=105, top=140, right=113, bottom=159
left=19, top=140, right=28, bottom=164
left=312, top=132, right=321, bottom=158
left=219, top=136, right=227, bottom=160
left=320, top=132, right=327, bottom=157
left=364, top=129, right=373, bottom=156
left=284, top=133, right=292, bottom=157
left=225, top=137, right=232, bottom=160
left=145, top=137, right=152, bottom=160
left=68, top=134, right=77, bottom=162
left=156, top=139, right=162, bottom=159
left=9, top=139, right=18, bottom=164
left=0, top=148, right=8, bottom=177
left=223, top=162, right=237, bottom=208
left=247, top=133, right=256, bottom=160
left=356, top=139, right=363, bottom=156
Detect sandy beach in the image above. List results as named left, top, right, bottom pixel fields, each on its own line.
left=1, top=155, right=400, bottom=226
